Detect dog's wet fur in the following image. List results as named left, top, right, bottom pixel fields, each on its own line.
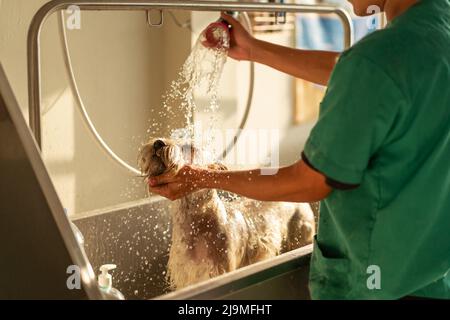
left=139, top=138, right=315, bottom=289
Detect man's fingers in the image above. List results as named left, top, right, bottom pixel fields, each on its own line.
left=149, top=184, right=170, bottom=197
left=221, top=12, right=240, bottom=28
left=148, top=173, right=175, bottom=187
left=149, top=183, right=183, bottom=201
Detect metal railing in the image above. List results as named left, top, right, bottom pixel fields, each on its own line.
left=28, top=0, right=353, bottom=152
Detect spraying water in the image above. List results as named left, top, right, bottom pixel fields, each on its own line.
left=146, top=21, right=231, bottom=163
left=97, top=22, right=234, bottom=299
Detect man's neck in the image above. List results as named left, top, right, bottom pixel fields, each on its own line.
left=384, top=0, right=419, bottom=21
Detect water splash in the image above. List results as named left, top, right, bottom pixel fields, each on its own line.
left=146, top=26, right=230, bottom=162
left=88, top=25, right=234, bottom=300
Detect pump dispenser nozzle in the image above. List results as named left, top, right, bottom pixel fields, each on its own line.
left=98, top=264, right=116, bottom=291
left=98, top=264, right=125, bottom=300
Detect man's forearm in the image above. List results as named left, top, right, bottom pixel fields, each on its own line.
left=196, top=160, right=331, bottom=203
left=251, top=39, right=339, bottom=86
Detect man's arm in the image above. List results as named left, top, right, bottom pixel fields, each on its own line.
left=148, top=159, right=332, bottom=203
left=222, top=13, right=339, bottom=86
left=251, top=39, right=339, bottom=86
left=203, top=160, right=332, bottom=202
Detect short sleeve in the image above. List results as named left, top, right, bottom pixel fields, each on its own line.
left=303, top=52, right=406, bottom=185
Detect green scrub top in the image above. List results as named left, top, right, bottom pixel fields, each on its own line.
left=303, top=0, right=450, bottom=299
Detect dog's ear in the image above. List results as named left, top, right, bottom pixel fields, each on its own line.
left=207, top=163, right=228, bottom=171
left=137, top=143, right=153, bottom=175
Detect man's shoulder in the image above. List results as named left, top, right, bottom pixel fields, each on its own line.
left=338, top=23, right=436, bottom=91
left=342, top=26, right=408, bottom=67
left=343, top=10, right=450, bottom=69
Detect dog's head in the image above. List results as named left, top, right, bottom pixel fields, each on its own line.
left=138, top=138, right=228, bottom=179
left=138, top=138, right=186, bottom=179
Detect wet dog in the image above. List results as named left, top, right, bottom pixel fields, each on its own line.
left=139, top=138, right=315, bottom=289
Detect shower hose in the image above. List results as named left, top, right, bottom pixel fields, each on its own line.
left=58, top=11, right=255, bottom=176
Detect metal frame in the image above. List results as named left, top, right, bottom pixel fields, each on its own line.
left=57, top=9, right=255, bottom=175
left=28, top=0, right=353, bottom=147
left=0, top=63, right=103, bottom=300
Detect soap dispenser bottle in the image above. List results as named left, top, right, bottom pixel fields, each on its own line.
left=98, top=264, right=125, bottom=300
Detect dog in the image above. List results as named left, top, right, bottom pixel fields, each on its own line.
left=139, top=138, right=315, bottom=289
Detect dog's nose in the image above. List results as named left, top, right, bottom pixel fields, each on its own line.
left=153, top=139, right=166, bottom=151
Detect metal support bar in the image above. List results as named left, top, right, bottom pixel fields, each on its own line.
left=28, top=0, right=353, bottom=148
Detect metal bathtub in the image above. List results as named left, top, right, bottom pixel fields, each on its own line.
left=73, top=197, right=313, bottom=300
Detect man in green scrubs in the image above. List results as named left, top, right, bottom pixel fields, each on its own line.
left=149, top=0, right=450, bottom=299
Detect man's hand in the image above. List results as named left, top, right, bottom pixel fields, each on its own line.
left=221, top=12, right=339, bottom=86
left=220, top=12, right=257, bottom=61
left=148, top=165, right=205, bottom=200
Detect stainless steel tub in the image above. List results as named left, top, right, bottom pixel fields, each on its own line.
left=73, top=197, right=313, bottom=300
